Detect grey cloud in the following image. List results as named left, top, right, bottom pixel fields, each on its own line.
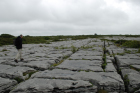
left=118, top=0, right=140, bottom=5
left=0, top=0, right=139, bottom=36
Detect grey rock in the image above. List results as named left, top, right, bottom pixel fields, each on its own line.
left=23, top=60, right=51, bottom=70
left=75, top=50, right=103, bottom=56
left=112, top=49, right=125, bottom=54
left=69, top=55, right=102, bottom=60
left=106, top=59, right=113, bottom=63
left=10, top=78, right=96, bottom=93
left=57, top=60, right=103, bottom=72
left=32, top=53, right=47, bottom=57
left=0, top=77, right=17, bottom=93
left=128, top=73, right=140, bottom=90
left=0, top=65, right=36, bottom=80
left=116, top=55, right=140, bottom=59
left=131, top=65, right=140, bottom=70
left=115, top=58, right=140, bottom=67
left=121, top=68, right=140, bottom=92
left=121, top=68, right=139, bottom=77
left=31, top=69, right=124, bottom=92
left=105, top=63, right=117, bottom=72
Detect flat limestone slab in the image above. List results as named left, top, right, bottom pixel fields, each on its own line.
left=69, top=55, right=102, bottom=60
left=31, top=69, right=125, bottom=92
left=23, top=60, right=52, bottom=70
left=121, top=68, right=140, bottom=92
left=131, top=65, right=140, bottom=70
left=0, top=77, right=17, bottom=93
left=115, top=58, right=140, bottom=67
left=115, top=55, right=140, bottom=60
left=10, top=78, right=97, bottom=93
left=0, top=64, right=13, bottom=72
left=0, top=65, right=36, bottom=80
left=105, top=63, right=117, bottom=72
left=56, top=60, right=103, bottom=72
left=128, top=73, right=140, bottom=92
left=75, top=50, right=103, bottom=56
left=112, top=49, right=125, bottom=54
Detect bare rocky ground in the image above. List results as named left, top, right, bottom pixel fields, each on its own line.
left=0, top=37, right=140, bottom=93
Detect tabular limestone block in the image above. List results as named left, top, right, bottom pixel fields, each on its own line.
left=23, top=60, right=51, bottom=70
left=56, top=60, right=103, bottom=72
left=115, top=56, right=140, bottom=68
left=105, top=63, right=117, bottom=72
left=131, top=65, right=140, bottom=70
left=0, top=77, right=17, bottom=93
left=32, top=53, right=47, bottom=57
left=115, top=55, right=140, bottom=59
left=69, top=55, right=102, bottom=60
left=112, top=49, right=125, bottom=54
left=75, top=50, right=103, bottom=56
left=10, top=78, right=97, bottom=93
left=31, top=69, right=125, bottom=92
left=121, top=68, right=140, bottom=92
left=0, top=64, right=36, bottom=80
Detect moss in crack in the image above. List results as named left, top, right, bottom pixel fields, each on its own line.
left=81, top=45, right=93, bottom=49
left=130, top=65, right=140, bottom=72
left=14, top=77, right=24, bottom=83
left=71, top=45, right=78, bottom=53
left=124, top=74, right=129, bottom=92
left=116, top=53, right=125, bottom=56
left=63, top=55, right=69, bottom=59
left=1, top=48, right=8, bottom=52
left=51, top=60, right=64, bottom=67
left=23, top=71, right=38, bottom=80
left=102, top=62, right=107, bottom=69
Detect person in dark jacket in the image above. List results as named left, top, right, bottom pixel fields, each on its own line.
left=14, top=34, right=24, bottom=63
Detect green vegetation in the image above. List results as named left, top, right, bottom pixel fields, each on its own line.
left=124, top=74, right=129, bottom=87
left=1, top=34, right=140, bottom=47
left=138, top=48, right=140, bottom=53
left=14, top=77, right=24, bottom=83
left=23, top=71, right=38, bottom=80
left=102, top=49, right=107, bottom=71
left=51, top=60, right=64, bottom=67
left=2, top=48, right=8, bottom=52
left=54, top=46, right=69, bottom=50
left=0, top=34, right=102, bottom=46
left=116, top=53, right=125, bottom=56
left=109, top=39, right=140, bottom=48
left=0, top=34, right=15, bottom=46
left=130, top=65, right=140, bottom=72
left=71, top=45, right=78, bottom=53
left=81, top=45, right=94, bottom=49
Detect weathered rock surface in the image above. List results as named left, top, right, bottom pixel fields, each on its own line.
left=31, top=69, right=125, bottom=92
left=0, top=64, right=36, bottom=80
left=10, top=78, right=97, bottom=93
left=0, top=77, right=17, bottom=93
left=0, top=37, right=140, bottom=92
left=57, top=60, right=103, bottom=72
left=105, top=63, right=117, bottom=72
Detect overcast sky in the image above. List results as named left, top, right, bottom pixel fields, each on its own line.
left=0, top=0, right=140, bottom=36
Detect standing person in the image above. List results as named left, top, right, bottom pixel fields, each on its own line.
left=14, top=34, right=24, bottom=63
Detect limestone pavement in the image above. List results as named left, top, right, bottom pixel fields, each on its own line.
left=0, top=37, right=140, bottom=93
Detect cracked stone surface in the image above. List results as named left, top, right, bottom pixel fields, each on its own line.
left=0, top=77, right=17, bottom=93
left=10, top=78, right=97, bottom=93
left=56, top=60, right=103, bottom=71
left=0, top=37, right=140, bottom=93
left=31, top=69, right=125, bottom=92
